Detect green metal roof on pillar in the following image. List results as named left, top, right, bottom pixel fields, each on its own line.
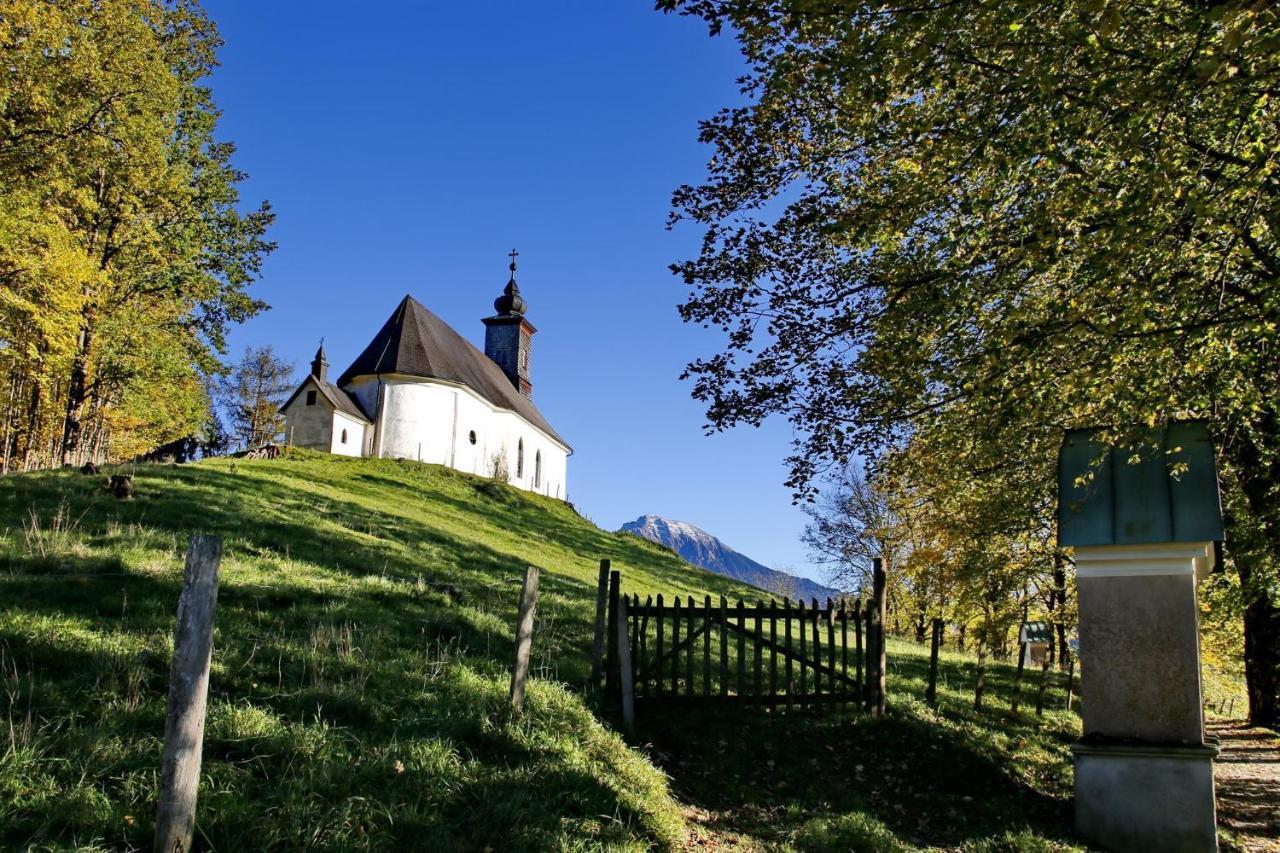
left=1057, top=422, right=1224, bottom=547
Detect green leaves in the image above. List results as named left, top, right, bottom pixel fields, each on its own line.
left=0, top=0, right=274, bottom=467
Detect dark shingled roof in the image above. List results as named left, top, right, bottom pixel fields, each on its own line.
left=280, top=376, right=372, bottom=423
left=336, top=295, right=569, bottom=448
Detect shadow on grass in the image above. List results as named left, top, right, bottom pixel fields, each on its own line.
left=637, top=701, right=1076, bottom=849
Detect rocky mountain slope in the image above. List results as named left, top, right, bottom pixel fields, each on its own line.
left=620, top=514, right=838, bottom=602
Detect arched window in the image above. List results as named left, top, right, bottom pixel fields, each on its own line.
left=340, top=428, right=348, bottom=444
left=516, top=438, right=524, bottom=479
left=534, top=451, right=542, bottom=489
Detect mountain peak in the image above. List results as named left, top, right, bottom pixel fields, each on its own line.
left=620, top=514, right=837, bottom=601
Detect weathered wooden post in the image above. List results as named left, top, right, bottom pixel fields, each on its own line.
left=615, top=596, right=635, bottom=734
left=509, top=566, right=540, bottom=714
left=1011, top=623, right=1027, bottom=713
left=605, top=569, right=620, bottom=699
left=588, top=559, right=610, bottom=693
left=868, top=557, right=887, bottom=716
left=155, top=535, right=222, bottom=853
left=926, top=617, right=941, bottom=708
left=973, top=638, right=987, bottom=711
left=1060, top=424, right=1222, bottom=852
left=1034, top=655, right=1051, bottom=716
left=1064, top=654, right=1076, bottom=711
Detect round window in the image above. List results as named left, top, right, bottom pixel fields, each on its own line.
left=468, top=430, right=477, bottom=445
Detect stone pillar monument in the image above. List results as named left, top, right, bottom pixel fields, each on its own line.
left=1058, top=422, right=1222, bottom=853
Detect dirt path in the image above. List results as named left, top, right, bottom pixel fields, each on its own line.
left=1212, top=721, right=1280, bottom=852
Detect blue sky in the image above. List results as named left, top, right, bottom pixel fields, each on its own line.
left=207, top=1, right=828, bottom=584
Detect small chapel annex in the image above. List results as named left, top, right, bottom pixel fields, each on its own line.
left=279, top=254, right=570, bottom=499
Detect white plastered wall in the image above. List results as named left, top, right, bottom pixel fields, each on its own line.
left=329, top=411, right=369, bottom=457
left=344, top=374, right=569, bottom=499
left=282, top=379, right=333, bottom=451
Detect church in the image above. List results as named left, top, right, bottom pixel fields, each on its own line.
left=279, top=254, right=571, bottom=499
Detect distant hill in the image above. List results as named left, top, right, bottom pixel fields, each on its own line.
left=619, top=514, right=838, bottom=602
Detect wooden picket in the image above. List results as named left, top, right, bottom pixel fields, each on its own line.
left=619, top=594, right=870, bottom=709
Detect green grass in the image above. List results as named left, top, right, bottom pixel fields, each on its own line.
left=642, top=635, right=1085, bottom=851
left=0, top=450, right=755, bottom=851
left=0, top=449, right=1088, bottom=851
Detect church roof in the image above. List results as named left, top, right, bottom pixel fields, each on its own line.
left=280, top=375, right=372, bottom=424
left=336, top=295, right=568, bottom=448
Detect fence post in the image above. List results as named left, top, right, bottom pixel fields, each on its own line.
left=974, top=639, right=987, bottom=710
left=926, top=617, right=942, bottom=708
left=588, top=559, right=610, bottom=693
left=1035, top=654, right=1051, bottom=716
left=616, top=596, right=635, bottom=734
left=509, top=566, right=541, bottom=714
left=703, top=595, right=712, bottom=696
left=1064, top=654, right=1076, bottom=711
left=1011, top=627, right=1027, bottom=713
left=155, top=535, right=223, bottom=853
left=870, top=557, right=887, bottom=716
left=605, top=569, right=620, bottom=699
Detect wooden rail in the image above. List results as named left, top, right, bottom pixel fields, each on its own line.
left=617, top=594, right=873, bottom=710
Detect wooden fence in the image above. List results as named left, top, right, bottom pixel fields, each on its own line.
left=592, top=560, right=890, bottom=723
left=621, top=594, right=866, bottom=708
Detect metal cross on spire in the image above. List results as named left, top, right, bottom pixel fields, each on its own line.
left=508, top=248, right=519, bottom=278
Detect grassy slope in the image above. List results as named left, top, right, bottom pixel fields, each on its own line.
left=652, top=636, right=1085, bottom=851
left=0, top=450, right=1088, bottom=851
left=0, top=450, right=754, bottom=851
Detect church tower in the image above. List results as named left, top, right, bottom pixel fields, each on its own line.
left=482, top=250, right=535, bottom=398
left=310, top=341, right=329, bottom=382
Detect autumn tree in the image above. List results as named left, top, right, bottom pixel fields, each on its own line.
left=662, top=1, right=1278, bottom=722
left=0, top=0, right=274, bottom=469
left=222, top=346, right=293, bottom=450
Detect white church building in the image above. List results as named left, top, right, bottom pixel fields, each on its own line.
left=280, top=255, right=571, bottom=499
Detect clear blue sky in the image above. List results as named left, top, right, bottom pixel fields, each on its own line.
left=207, top=1, right=827, bottom=584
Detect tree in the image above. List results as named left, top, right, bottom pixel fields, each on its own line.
left=0, top=0, right=274, bottom=470
left=661, top=1, right=1279, bottom=723
left=222, top=346, right=293, bottom=449
left=802, top=465, right=904, bottom=594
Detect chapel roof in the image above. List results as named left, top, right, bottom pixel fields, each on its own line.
left=336, top=295, right=568, bottom=448
left=280, top=376, right=372, bottom=424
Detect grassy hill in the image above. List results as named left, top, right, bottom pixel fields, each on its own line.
left=0, top=450, right=1088, bottom=851
left=0, top=450, right=757, bottom=851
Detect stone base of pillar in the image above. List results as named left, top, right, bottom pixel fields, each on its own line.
left=1073, top=740, right=1219, bottom=853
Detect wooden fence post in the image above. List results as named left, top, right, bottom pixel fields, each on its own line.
left=605, top=569, right=620, bottom=699
left=155, top=535, right=223, bottom=853
left=974, top=639, right=987, bottom=710
left=1064, top=654, right=1076, bottom=711
left=588, top=560, right=610, bottom=693
left=509, top=566, right=540, bottom=714
left=1035, top=655, right=1051, bottom=716
left=869, top=557, right=887, bottom=716
left=616, top=596, right=635, bottom=733
left=1011, top=629, right=1027, bottom=713
left=926, top=617, right=941, bottom=708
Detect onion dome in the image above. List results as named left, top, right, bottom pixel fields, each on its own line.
left=493, top=249, right=527, bottom=316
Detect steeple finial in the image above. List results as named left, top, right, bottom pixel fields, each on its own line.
left=493, top=249, right=527, bottom=316
left=311, top=338, right=330, bottom=382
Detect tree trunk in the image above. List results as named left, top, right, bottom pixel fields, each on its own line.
left=915, top=611, right=926, bottom=643
left=21, top=378, right=41, bottom=472
left=1054, top=554, right=1071, bottom=671
left=1, top=372, right=18, bottom=474
left=1226, top=416, right=1280, bottom=728
left=59, top=321, right=93, bottom=466
left=1239, top=554, right=1279, bottom=727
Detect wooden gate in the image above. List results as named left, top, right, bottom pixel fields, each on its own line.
left=615, top=594, right=873, bottom=709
